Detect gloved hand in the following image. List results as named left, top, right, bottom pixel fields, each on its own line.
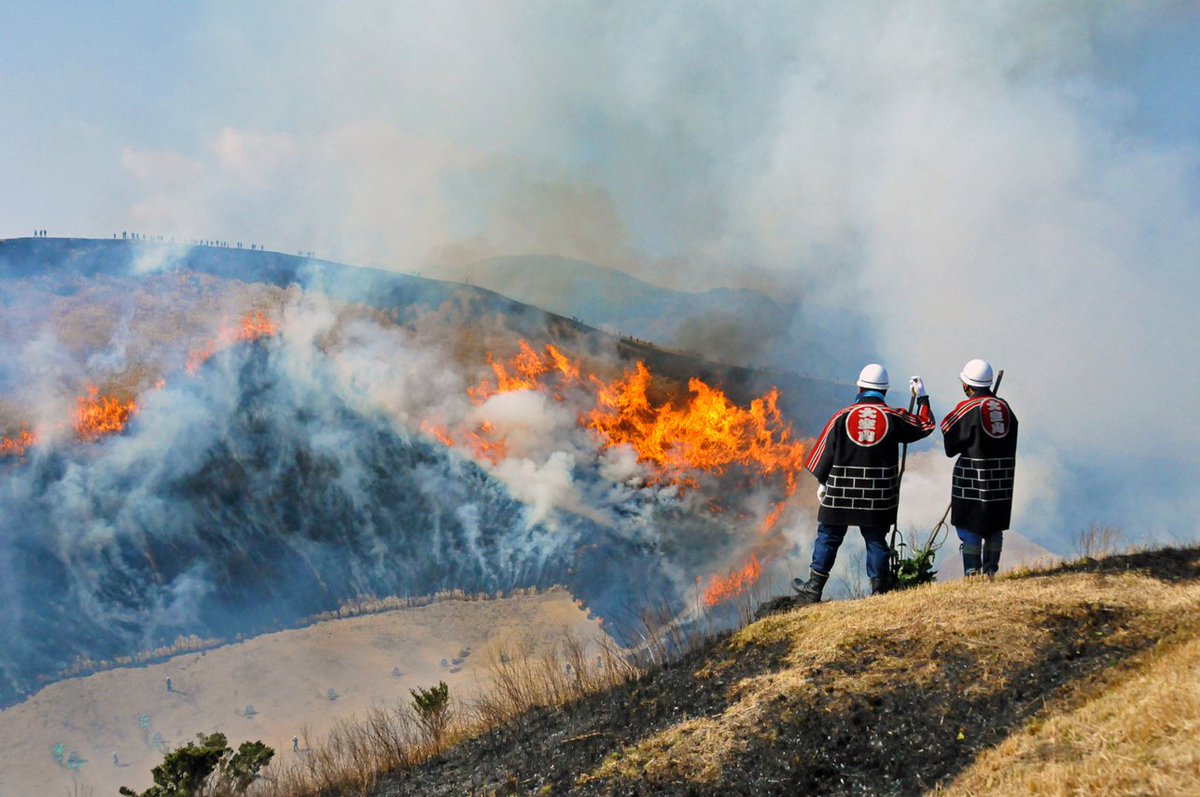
left=909, top=376, right=927, bottom=398
left=817, top=483, right=827, bottom=502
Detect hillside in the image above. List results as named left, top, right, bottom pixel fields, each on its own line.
left=373, top=547, right=1200, bottom=796
left=0, top=237, right=849, bottom=710
left=441, top=255, right=871, bottom=377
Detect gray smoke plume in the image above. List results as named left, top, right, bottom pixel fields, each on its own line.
left=94, top=2, right=1199, bottom=550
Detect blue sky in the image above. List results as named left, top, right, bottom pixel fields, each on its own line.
left=1, top=3, right=1197, bottom=273
left=3, top=2, right=1198, bottom=267
left=2, top=1, right=1200, bottom=538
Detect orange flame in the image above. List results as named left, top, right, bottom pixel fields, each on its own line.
left=420, top=421, right=508, bottom=464
left=421, top=422, right=456, bottom=449
left=74, top=385, right=138, bottom=441
left=186, top=312, right=277, bottom=374
left=469, top=340, right=580, bottom=403
left=585, top=362, right=806, bottom=494
left=0, top=429, right=37, bottom=457
left=703, top=553, right=763, bottom=607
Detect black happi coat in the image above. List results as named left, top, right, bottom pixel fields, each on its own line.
left=805, top=394, right=936, bottom=527
left=941, top=391, right=1019, bottom=534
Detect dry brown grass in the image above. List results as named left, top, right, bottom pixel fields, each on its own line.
left=585, top=566, right=1200, bottom=791
left=249, top=632, right=635, bottom=796
left=470, top=634, right=638, bottom=730
left=258, top=707, right=439, bottom=796
left=940, top=630, right=1200, bottom=797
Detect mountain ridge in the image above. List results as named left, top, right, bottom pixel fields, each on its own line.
left=444, top=253, right=870, bottom=377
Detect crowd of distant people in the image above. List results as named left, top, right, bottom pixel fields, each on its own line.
left=112, top=230, right=271, bottom=251
left=22, top=228, right=324, bottom=264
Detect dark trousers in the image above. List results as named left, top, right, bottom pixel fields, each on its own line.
left=956, top=528, right=1004, bottom=575
left=811, top=523, right=889, bottom=579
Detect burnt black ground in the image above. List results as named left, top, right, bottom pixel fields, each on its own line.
left=370, top=547, right=1200, bottom=796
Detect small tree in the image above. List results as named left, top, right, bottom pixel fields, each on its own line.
left=410, top=681, right=451, bottom=745
left=223, top=740, right=274, bottom=791
left=119, top=732, right=274, bottom=796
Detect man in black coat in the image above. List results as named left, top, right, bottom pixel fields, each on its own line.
left=941, top=358, right=1018, bottom=576
left=793, top=364, right=936, bottom=602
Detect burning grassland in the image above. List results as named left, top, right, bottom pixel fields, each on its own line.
left=73, top=384, right=139, bottom=441
left=0, top=271, right=287, bottom=444
left=424, top=340, right=811, bottom=608
left=0, top=257, right=821, bottom=711
left=185, top=311, right=278, bottom=373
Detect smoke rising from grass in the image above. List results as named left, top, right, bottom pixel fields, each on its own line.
left=101, top=2, right=1200, bottom=548
left=0, top=250, right=810, bottom=705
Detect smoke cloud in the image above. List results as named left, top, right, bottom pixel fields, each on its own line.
left=4, top=3, right=1195, bottom=587
left=0, top=247, right=810, bottom=705
left=110, top=0, right=1194, bottom=550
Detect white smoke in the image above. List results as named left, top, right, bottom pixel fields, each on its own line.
left=98, top=2, right=1200, bottom=550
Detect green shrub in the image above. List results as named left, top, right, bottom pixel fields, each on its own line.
left=410, top=681, right=451, bottom=744
left=896, top=545, right=938, bottom=589
left=119, top=732, right=274, bottom=796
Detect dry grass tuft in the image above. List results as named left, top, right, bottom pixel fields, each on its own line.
left=940, top=631, right=1200, bottom=796
left=592, top=716, right=741, bottom=786
left=258, top=707, right=439, bottom=796
left=470, top=634, right=637, bottom=730
left=248, top=631, right=633, bottom=796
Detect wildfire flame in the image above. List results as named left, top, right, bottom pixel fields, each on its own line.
left=432, top=343, right=811, bottom=608
left=702, top=553, right=763, bottom=608
left=420, top=421, right=509, bottom=464
left=74, top=385, right=138, bottom=442
left=0, top=429, right=36, bottom=457
left=585, top=362, right=807, bottom=495
left=186, top=312, right=277, bottom=374
left=469, top=340, right=580, bottom=403
left=1, top=311, right=277, bottom=458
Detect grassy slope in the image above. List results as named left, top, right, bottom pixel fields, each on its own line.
left=376, top=547, right=1200, bottom=796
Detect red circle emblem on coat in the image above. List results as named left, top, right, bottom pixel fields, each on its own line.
left=979, top=399, right=1011, bottom=438
left=845, top=405, right=889, bottom=447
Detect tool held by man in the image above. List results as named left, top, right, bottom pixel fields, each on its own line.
left=884, top=383, right=920, bottom=591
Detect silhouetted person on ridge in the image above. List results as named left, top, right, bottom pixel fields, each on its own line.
left=941, top=359, right=1018, bottom=577
left=794, top=364, right=936, bottom=602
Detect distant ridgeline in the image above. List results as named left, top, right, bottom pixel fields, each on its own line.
left=0, top=238, right=844, bottom=430
left=0, top=238, right=845, bottom=708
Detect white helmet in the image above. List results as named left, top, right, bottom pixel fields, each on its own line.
left=856, top=363, right=889, bottom=390
left=960, top=358, right=994, bottom=388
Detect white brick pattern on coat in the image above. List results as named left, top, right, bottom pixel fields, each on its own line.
left=821, top=464, right=901, bottom=511
left=952, top=457, right=1015, bottom=502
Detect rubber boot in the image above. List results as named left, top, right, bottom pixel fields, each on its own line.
left=792, top=571, right=829, bottom=605
left=982, top=536, right=1002, bottom=578
left=961, top=543, right=982, bottom=577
